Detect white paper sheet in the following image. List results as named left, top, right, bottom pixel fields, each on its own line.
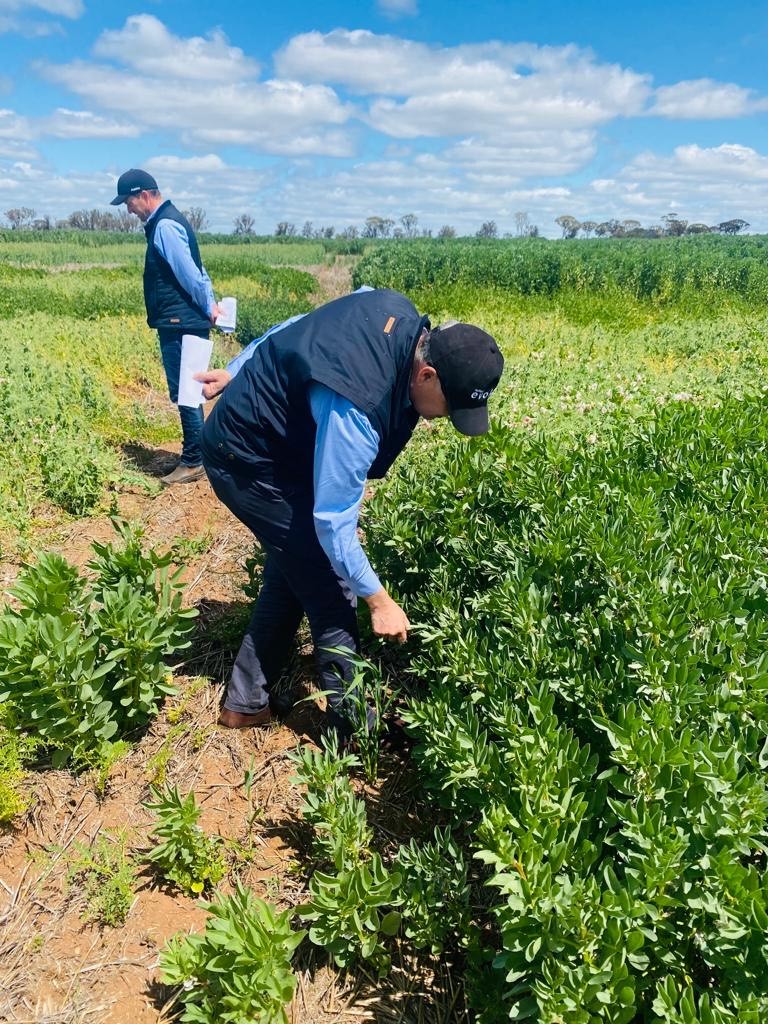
left=215, top=296, right=237, bottom=333
left=178, top=334, right=214, bottom=407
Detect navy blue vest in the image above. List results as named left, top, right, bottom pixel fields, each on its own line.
left=202, top=289, right=430, bottom=484
left=143, top=201, right=211, bottom=331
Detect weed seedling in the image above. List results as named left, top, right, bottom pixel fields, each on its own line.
left=67, top=830, right=137, bottom=927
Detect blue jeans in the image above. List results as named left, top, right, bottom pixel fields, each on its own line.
left=157, top=328, right=208, bottom=466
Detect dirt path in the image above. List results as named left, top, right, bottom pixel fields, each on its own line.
left=0, top=451, right=453, bottom=1022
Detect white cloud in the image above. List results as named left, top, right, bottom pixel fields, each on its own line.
left=0, top=107, right=32, bottom=139
left=0, top=14, right=63, bottom=35
left=276, top=31, right=650, bottom=119
left=651, top=79, right=768, bottom=119
left=560, top=144, right=768, bottom=229
left=93, top=14, right=261, bottom=83
left=43, top=108, right=141, bottom=138
left=39, top=58, right=356, bottom=156
left=378, top=0, right=419, bottom=16
left=0, top=0, right=82, bottom=15
left=274, top=29, right=648, bottom=184
left=145, top=154, right=228, bottom=175
left=627, top=143, right=768, bottom=183
left=0, top=0, right=81, bottom=34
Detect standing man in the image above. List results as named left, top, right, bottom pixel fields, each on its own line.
left=110, top=168, right=220, bottom=485
left=195, top=287, right=504, bottom=739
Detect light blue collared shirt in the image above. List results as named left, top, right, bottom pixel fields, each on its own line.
left=308, top=382, right=382, bottom=598
left=147, top=206, right=215, bottom=319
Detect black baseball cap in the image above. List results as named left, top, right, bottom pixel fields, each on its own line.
left=428, top=323, right=504, bottom=436
left=110, top=168, right=158, bottom=205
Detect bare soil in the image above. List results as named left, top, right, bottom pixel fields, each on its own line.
left=1, top=257, right=469, bottom=1022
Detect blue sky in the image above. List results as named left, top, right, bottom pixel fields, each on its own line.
left=0, top=0, right=766, bottom=234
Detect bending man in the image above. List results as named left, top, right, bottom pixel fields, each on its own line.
left=197, top=287, right=504, bottom=738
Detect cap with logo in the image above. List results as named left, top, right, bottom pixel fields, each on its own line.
left=428, top=323, right=504, bottom=436
left=110, top=168, right=159, bottom=206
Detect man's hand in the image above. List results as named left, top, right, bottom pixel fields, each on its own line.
left=364, top=588, right=410, bottom=643
left=194, top=369, right=231, bottom=400
left=210, top=302, right=222, bottom=325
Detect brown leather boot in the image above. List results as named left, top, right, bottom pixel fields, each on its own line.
left=218, top=706, right=273, bottom=729
left=161, top=463, right=206, bottom=485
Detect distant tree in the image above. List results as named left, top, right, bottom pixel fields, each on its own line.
left=555, top=214, right=580, bottom=239
left=339, top=225, right=358, bottom=239
left=476, top=220, right=498, bottom=238
left=579, top=220, right=597, bottom=238
left=275, top=222, right=296, bottom=237
left=6, top=207, right=36, bottom=229
left=514, top=211, right=531, bottom=237
left=320, top=226, right=335, bottom=239
left=363, top=216, right=395, bottom=238
left=620, top=220, right=643, bottom=237
left=32, top=215, right=51, bottom=231
left=662, top=213, right=687, bottom=237
left=67, top=209, right=103, bottom=230
left=392, top=227, right=404, bottom=239
left=685, top=223, right=711, bottom=235
left=529, top=224, right=540, bottom=237
left=233, top=213, right=256, bottom=236
left=301, top=220, right=314, bottom=238
left=718, top=219, right=749, bottom=235
left=594, top=220, right=617, bottom=237
left=400, top=213, right=418, bottom=238
left=183, top=207, right=209, bottom=232
left=437, top=224, right=456, bottom=238
left=420, top=227, right=433, bottom=238
left=113, top=208, right=140, bottom=233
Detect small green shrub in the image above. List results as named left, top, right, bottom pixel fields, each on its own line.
left=0, top=522, right=197, bottom=766
left=0, top=713, right=37, bottom=823
left=67, top=830, right=136, bottom=926
left=39, top=430, right=115, bottom=515
left=289, top=735, right=371, bottom=869
left=159, top=883, right=305, bottom=1024
left=298, top=853, right=402, bottom=976
left=394, top=827, right=470, bottom=952
left=144, top=784, right=226, bottom=895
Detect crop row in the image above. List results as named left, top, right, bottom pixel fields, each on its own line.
left=0, top=260, right=315, bottom=327
left=353, top=236, right=768, bottom=304
left=361, top=391, right=768, bottom=1021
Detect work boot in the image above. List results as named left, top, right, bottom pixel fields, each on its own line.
left=218, top=706, right=273, bottom=729
left=160, top=463, right=205, bottom=486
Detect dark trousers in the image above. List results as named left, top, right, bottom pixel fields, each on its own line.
left=157, top=328, right=208, bottom=466
left=204, top=459, right=362, bottom=734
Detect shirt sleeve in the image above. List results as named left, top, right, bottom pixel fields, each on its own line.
left=153, top=219, right=215, bottom=319
left=226, top=313, right=308, bottom=378
left=309, top=382, right=382, bottom=598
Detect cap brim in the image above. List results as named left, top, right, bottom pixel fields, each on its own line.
left=110, top=194, right=127, bottom=206
left=449, top=405, right=489, bottom=436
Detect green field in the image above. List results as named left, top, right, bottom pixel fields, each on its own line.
left=2, top=234, right=768, bottom=1022
left=0, top=241, right=318, bottom=544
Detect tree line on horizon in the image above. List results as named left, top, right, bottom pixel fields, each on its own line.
left=2, top=206, right=752, bottom=240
